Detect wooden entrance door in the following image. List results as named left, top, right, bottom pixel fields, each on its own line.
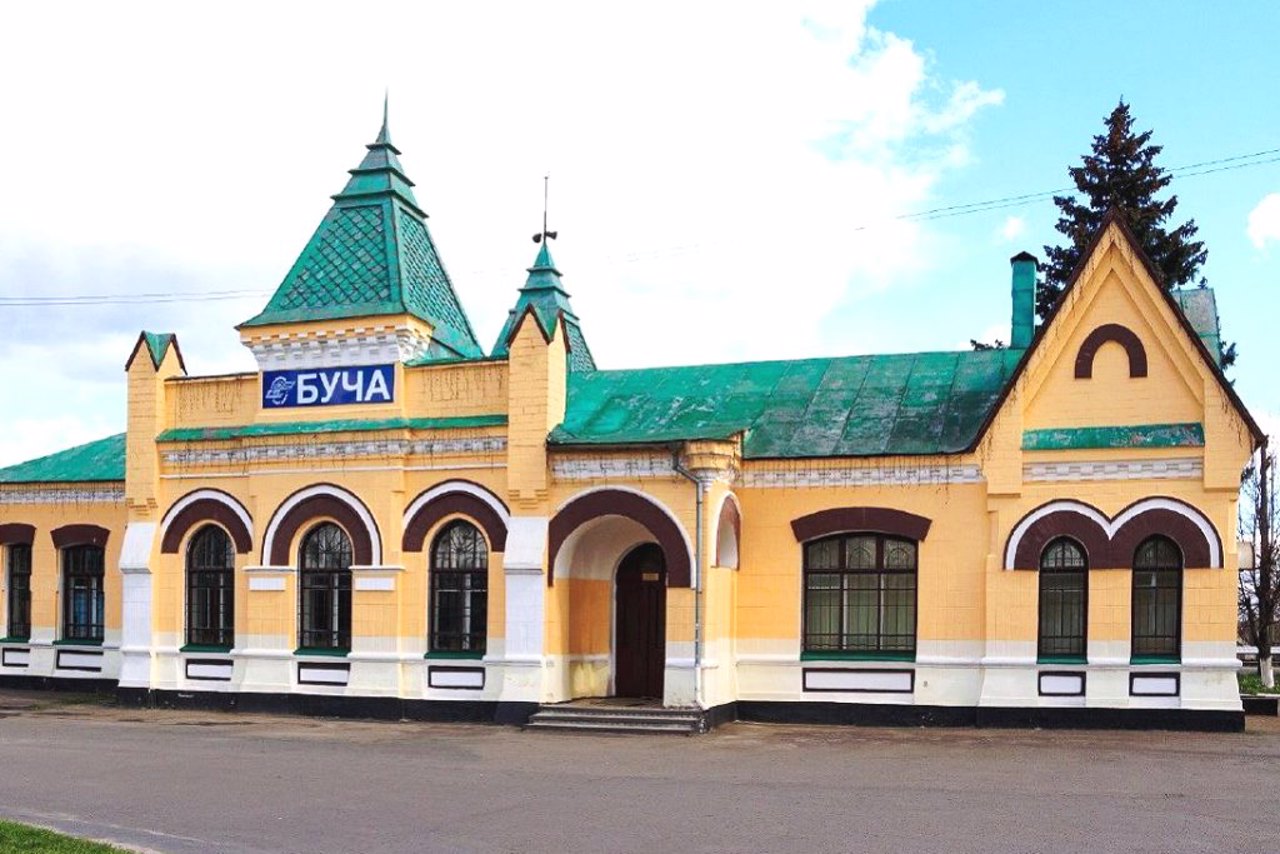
left=614, top=543, right=667, bottom=699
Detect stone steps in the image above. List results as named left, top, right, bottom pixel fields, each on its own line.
left=525, top=703, right=705, bottom=735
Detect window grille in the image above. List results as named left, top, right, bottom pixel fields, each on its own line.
left=62, top=545, right=105, bottom=642
left=298, top=523, right=352, bottom=651
left=7, top=544, right=31, bottom=639
left=430, top=520, right=488, bottom=654
left=803, top=534, right=917, bottom=656
left=1132, top=536, right=1182, bottom=660
left=187, top=526, right=235, bottom=647
left=1038, top=538, right=1087, bottom=660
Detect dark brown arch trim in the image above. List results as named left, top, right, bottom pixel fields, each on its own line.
left=1009, top=505, right=1112, bottom=570
left=790, top=507, right=932, bottom=544
left=266, top=491, right=376, bottom=566
left=403, top=492, right=508, bottom=553
left=50, top=524, right=110, bottom=549
left=549, top=490, right=692, bottom=588
left=1075, top=323, right=1148, bottom=379
left=162, top=493, right=253, bottom=554
left=0, top=523, right=35, bottom=546
left=1112, top=503, right=1217, bottom=569
left=715, top=497, right=741, bottom=569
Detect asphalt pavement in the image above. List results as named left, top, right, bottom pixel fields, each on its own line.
left=0, top=692, right=1274, bottom=853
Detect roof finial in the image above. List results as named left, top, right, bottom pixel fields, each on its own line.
left=375, top=89, right=392, bottom=146
left=532, top=173, right=558, bottom=244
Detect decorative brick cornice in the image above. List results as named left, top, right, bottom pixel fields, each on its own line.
left=242, top=323, right=433, bottom=371
left=163, top=437, right=505, bottom=467
left=1024, top=457, right=1202, bottom=483
left=0, top=486, right=125, bottom=505
left=740, top=463, right=982, bottom=489
left=551, top=454, right=677, bottom=481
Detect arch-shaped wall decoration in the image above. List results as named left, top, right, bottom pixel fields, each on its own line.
left=714, top=493, right=741, bottom=569
left=403, top=480, right=510, bottom=553
left=261, top=484, right=382, bottom=567
left=50, top=524, right=111, bottom=549
left=1110, top=496, right=1220, bottom=569
left=1074, top=323, right=1148, bottom=379
left=1004, top=496, right=1220, bottom=570
left=160, top=489, right=254, bottom=554
left=790, top=507, right=932, bottom=544
left=548, top=487, right=694, bottom=588
left=0, top=523, right=35, bottom=546
left=1004, top=500, right=1111, bottom=571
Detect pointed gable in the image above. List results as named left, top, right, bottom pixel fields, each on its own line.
left=240, top=105, right=483, bottom=361
left=125, top=331, right=185, bottom=372
left=983, top=210, right=1261, bottom=455
left=491, top=242, right=595, bottom=371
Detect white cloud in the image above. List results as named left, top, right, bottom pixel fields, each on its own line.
left=0, top=1, right=1003, bottom=465
left=998, top=216, right=1026, bottom=242
left=1247, top=193, right=1280, bottom=249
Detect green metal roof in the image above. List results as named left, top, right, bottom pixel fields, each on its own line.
left=490, top=243, right=595, bottom=372
left=142, top=332, right=176, bottom=366
left=158, top=415, right=506, bottom=442
left=1172, top=288, right=1222, bottom=365
left=0, top=434, right=125, bottom=483
left=551, top=348, right=1025, bottom=458
left=240, top=107, right=483, bottom=360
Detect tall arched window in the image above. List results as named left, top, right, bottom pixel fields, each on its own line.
left=63, top=544, right=105, bottom=643
left=1132, top=536, right=1182, bottom=661
left=187, top=526, right=235, bottom=648
left=430, top=520, right=488, bottom=654
left=803, top=534, right=917, bottom=657
left=298, top=523, right=352, bottom=652
left=1039, top=538, right=1087, bottom=662
left=6, top=544, right=31, bottom=640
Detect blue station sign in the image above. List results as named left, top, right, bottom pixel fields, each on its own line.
left=262, top=364, right=395, bottom=408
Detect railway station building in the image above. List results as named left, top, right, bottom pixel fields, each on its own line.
left=0, top=111, right=1261, bottom=731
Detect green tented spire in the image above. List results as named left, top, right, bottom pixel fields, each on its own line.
left=240, top=103, right=483, bottom=361
left=490, top=242, right=596, bottom=372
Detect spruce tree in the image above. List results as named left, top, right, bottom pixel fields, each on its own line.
left=1041, top=100, right=1207, bottom=316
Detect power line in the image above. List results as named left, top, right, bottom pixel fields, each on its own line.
left=0, top=290, right=268, bottom=307
left=5, top=146, right=1277, bottom=307
left=888, top=146, right=1280, bottom=226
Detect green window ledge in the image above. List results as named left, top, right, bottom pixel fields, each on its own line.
left=424, top=650, right=484, bottom=660
left=1038, top=656, right=1087, bottom=665
left=180, top=643, right=233, bottom=654
left=1130, top=656, right=1181, bottom=665
left=53, top=638, right=103, bottom=647
left=0, top=636, right=30, bottom=644
left=800, top=651, right=916, bottom=662
left=294, top=647, right=350, bottom=658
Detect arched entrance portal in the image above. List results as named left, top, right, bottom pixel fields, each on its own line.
left=614, top=543, right=667, bottom=699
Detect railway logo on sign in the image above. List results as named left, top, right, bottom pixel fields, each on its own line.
left=261, top=364, right=395, bottom=408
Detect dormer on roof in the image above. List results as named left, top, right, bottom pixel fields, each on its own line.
left=491, top=242, right=595, bottom=372
left=238, top=100, right=483, bottom=370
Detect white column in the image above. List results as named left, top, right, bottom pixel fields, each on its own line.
left=497, top=516, right=548, bottom=705
left=117, top=522, right=156, bottom=689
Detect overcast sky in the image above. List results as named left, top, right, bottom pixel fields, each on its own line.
left=0, top=0, right=1276, bottom=466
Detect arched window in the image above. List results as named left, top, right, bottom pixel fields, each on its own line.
left=1038, top=538, right=1087, bottom=662
left=430, top=520, right=489, bottom=654
left=298, top=523, right=353, bottom=652
left=63, top=544, right=105, bottom=643
left=187, top=526, right=235, bottom=648
left=1132, top=536, right=1182, bottom=661
left=6, top=544, right=31, bottom=640
left=803, top=534, right=917, bottom=657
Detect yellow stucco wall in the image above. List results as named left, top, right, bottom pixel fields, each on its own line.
left=0, top=489, right=127, bottom=640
